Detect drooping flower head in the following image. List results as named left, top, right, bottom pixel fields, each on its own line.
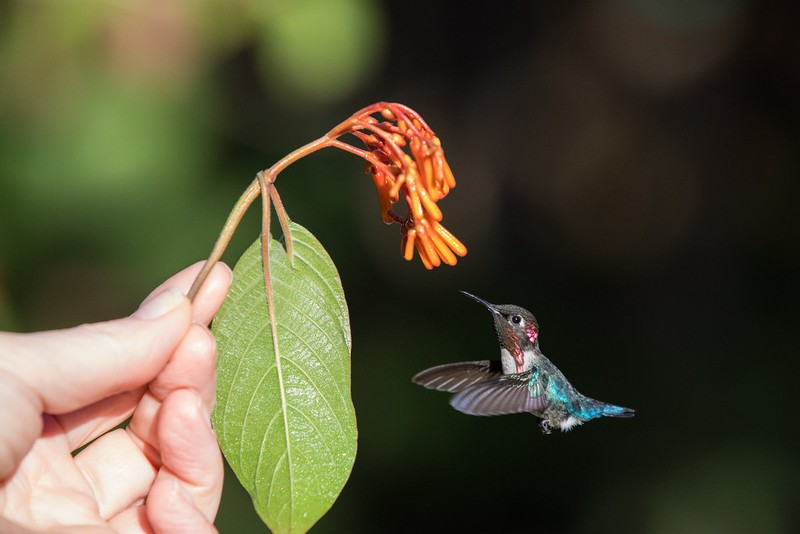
left=328, top=102, right=467, bottom=269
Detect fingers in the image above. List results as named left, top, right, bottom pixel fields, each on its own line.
left=0, top=287, right=188, bottom=480
left=146, top=389, right=222, bottom=531
left=146, top=477, right=218, bottom=534
left=125, top=323, right=217, bottom=454
left=0, top=261, right=230, bottom=416
left=57, top=263, right=230, bottom=451
left=72, top=390, right=222, bottom=531
left=0, top=288, right=192, bottom=416
left=0, top=370, right=43, bottom=480
left=0, top=261, right=230, bottom=482
left=73, top=428, right=157, bottom=519
left=150, top=324, right=218, bottom=410
left=0, top=261, right=229, bottom=529
left=48, top=319, right=217, bottom=451
left=55, top=387, right=145, bottom=454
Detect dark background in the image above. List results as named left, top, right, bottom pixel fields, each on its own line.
left=1, top=1, right=798, bottom=532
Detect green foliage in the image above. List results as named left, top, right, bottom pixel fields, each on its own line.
left=212, top=223, right=356, bottom=533
left=257, top=0, right=385, bottom=103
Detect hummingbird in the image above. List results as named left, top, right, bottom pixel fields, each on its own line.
left=412, top=292, right=635, bottom=433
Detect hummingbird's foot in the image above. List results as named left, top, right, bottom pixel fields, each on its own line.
left=539, top=419, right=552, bottom=435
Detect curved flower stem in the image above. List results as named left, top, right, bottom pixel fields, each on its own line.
left=328, top=139, right=384, bottom=168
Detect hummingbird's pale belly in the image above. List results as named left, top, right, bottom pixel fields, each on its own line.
left=559, top=416, right=582, bottom=431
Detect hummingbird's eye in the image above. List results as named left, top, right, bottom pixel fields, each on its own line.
left=511, top=315, right=522, bottom=324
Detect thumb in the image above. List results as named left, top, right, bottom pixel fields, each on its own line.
left=0, top=287, right=192, bottom=415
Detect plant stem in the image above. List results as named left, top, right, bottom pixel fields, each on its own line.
left=269, top=186, right=293, bottom=267
left=187, top=177, right=260, bottom=301
left=186, top=134, right=333, bottom=302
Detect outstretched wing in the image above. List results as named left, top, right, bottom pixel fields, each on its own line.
left=449, top=370, right=547, bottom=416
left=412, top=360, right=503, bottom=393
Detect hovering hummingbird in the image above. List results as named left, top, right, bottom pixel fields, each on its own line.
left=412, top=292, right=635, bottom=433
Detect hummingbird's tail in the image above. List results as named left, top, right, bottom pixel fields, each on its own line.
left=579, top=396, right=635, bottom=420
left=600, top=403, right=635, bottom=418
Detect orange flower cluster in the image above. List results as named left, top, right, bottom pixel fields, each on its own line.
left=331, top=103, right=467, bottom=269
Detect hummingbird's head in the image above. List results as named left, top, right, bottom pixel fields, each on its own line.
left=460, top=292, right=540, bottom=354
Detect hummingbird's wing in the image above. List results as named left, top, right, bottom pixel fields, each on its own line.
left=449, top=372, right=547, bottom=416
left=412, top=360, right=503, bottom=393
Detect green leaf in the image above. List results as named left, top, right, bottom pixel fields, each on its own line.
left=212, top=222, right=356, bottom=533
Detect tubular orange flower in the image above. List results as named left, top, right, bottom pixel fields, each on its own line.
left=327, top=102, right=467, bottom=269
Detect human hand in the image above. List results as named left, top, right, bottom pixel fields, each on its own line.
left=0, top=262, right=232, bottom=533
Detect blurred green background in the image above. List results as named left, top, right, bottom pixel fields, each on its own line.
left=1, top=0, right=798, bottom=532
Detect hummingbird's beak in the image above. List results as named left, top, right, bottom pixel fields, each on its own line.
left=460, top=291, right=501, bottom=314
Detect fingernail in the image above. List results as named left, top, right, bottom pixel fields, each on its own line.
left=134, top=287, right=185, bottom=320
